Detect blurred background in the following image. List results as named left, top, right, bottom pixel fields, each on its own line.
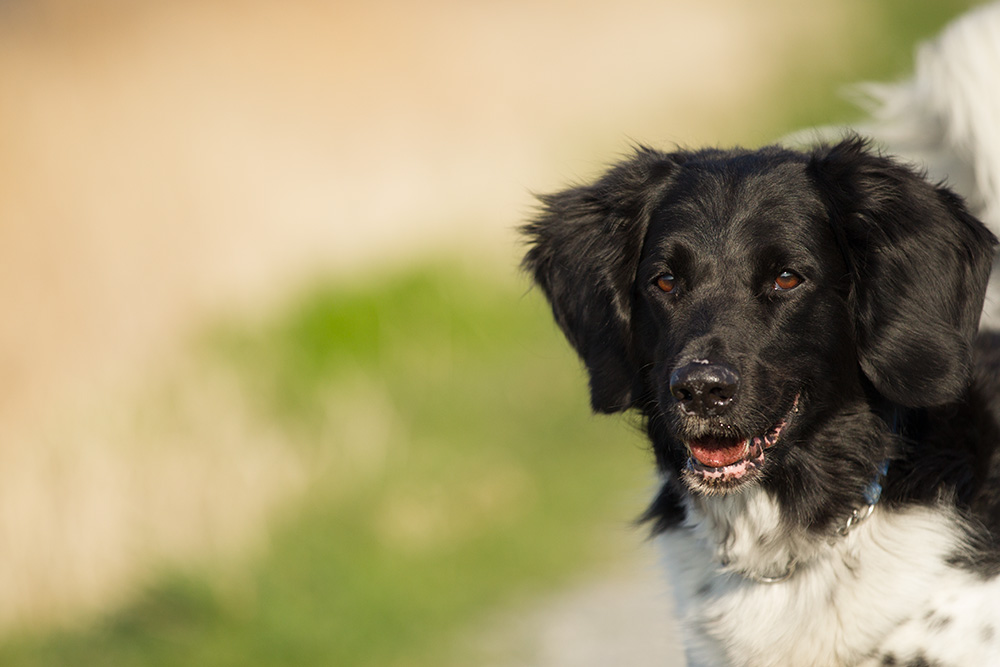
left=0, top=0, right=984, bottom=664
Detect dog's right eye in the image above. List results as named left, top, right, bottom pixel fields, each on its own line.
left=655, top=274, right=677, bottom=293
left=774, top=270, right=803, bottom=291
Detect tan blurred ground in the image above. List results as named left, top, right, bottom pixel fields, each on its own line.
left=0, top=0, right=859, bottom=632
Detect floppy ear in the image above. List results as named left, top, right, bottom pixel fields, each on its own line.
left=522, top=147, right=678, bottom=413
left=809, top=138, right=997, bottom=407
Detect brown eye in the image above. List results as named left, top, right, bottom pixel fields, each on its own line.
left=774, top=270, right=802, bottom=291
left=656, top=274, right=677, bottom=293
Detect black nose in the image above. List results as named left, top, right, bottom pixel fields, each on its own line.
left=669, top=362, right=740, bottom=416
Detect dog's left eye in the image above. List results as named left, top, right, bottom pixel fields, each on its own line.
left=774, top=270, right=803, bottom=291
left=655, top=273, right=677, bottom=294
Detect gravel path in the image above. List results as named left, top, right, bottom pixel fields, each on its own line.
left=467, top=546, right=687, bottom=667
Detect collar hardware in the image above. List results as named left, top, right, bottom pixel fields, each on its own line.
left=838, top=459, right=890, bottom=537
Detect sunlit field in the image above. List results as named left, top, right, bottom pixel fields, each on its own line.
left=0, top=0, right=982, bottom=664
left=0, top=266, right=652, bottom=666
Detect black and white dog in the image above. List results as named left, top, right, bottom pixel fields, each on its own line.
left=522, top=5, right=1000, bottom=666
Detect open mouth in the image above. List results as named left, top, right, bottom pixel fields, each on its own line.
left=682, top=396, right=798, bottom=493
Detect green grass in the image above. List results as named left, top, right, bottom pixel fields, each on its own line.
left=0, top=266, right=651, bottom=667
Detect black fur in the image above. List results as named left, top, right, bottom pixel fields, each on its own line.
left=523, top=138, right=1000, bottom=553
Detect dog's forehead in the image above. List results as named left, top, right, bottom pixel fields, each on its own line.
left=646, top=155, right=825, bottom=253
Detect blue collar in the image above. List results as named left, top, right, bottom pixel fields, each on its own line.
left=865, top=407, right=903, bottom=506
left=841, top=408, right=894, bottom=536
left=839, top=460, right=890, bottom=536
left=863, top=459, right=891, bottom=506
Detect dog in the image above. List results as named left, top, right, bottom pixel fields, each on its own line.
left=524, top=137, right=1000, bottom=665
left=522, top=7, right=1000, bottom=661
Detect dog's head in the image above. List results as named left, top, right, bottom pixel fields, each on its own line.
left=523, top=138, right=995, bottom=503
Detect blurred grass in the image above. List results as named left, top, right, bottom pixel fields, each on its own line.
left=0, top=265, right=650, bottom=666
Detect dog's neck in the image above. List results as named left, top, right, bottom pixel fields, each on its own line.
left=684, top=472, right=888, bottom=583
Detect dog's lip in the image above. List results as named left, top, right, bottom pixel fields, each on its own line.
left=684, top=395, right=798, bottom=476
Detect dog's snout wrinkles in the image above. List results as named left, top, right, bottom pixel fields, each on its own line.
left=669, top=363, right=740, bottom=416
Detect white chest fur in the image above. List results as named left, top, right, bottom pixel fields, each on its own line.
left=658, top=488, right=1000, bottom=666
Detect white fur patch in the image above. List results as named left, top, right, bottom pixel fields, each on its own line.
left=659, top=487, right=1000, bottom=666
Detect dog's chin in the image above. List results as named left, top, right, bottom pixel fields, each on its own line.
left=679, top=399, right=797, bottom=496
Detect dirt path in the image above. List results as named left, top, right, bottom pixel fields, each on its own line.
left=469, top=547, right=687, bottom=666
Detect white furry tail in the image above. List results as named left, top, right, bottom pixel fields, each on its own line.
left=857, top=2, right=1000, bottom=231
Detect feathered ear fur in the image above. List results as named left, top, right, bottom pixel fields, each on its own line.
left=521, top=148, right=677, bottom=413
left=809, top=138, right=997, bottom=407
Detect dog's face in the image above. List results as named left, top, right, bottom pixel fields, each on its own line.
left=524, top=140, right=995, bottom=512
left=632, top=158, right=855, bottom=494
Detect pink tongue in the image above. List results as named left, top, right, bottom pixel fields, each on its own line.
left=689, top=439, right=748, bottom=468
